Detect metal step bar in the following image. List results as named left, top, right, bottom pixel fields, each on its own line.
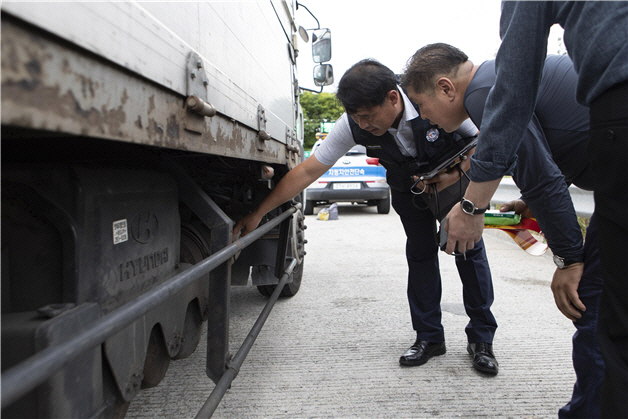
left=1, top=205, right=298, bottom=409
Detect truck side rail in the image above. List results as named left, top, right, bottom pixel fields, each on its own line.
left=0, top=206, right=299, bottom=409
left=195, top=257, right=298, bottom=418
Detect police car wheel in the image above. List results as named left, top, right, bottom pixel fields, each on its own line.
left=377, top=194, right=390, bottom=214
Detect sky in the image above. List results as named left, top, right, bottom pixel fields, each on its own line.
left=296, top=0, right=504, bottom=92
left=295, top=0, right=567, bottom=94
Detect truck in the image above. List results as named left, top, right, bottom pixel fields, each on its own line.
left=1, top=1, right=333, bottom=417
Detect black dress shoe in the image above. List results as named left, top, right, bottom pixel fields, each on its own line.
left=399, top=339, right=446, bottom=366
left=467, top=342, right=499, bottom=375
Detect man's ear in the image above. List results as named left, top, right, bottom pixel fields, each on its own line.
left=387, top=89, right=400, bottom=105
left=436, top=77, right=456, bottom=100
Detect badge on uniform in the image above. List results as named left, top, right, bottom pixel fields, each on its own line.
left=426, top=128, right=439, bottom=142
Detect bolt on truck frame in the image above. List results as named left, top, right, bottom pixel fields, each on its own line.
left=1, top=1, right=333, bottom=417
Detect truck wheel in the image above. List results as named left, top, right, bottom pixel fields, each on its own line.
left=304, top=199, right=314, bottom=215
left=377, top=193, right=391, bottom=214
left=258, top=195, right=306, bottom=297
left=173, top=301, right=203, bottom=359
left=141, top=327, right=170, bottom=389
left=257, top=260, right=303, bottom=298
left=176, top=222, right=209, bottom=358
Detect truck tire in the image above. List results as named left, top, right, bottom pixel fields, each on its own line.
left=176, top=222, right=210, bottom=358
left=258, top=195, right=306, bottom=298
left=304, top=199, right=315, bottom=215
left=257, top=259, right=304, bottom=298
left=377, top=193, right=391, bottom=214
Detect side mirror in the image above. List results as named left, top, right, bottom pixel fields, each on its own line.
left=311, top=28, right=331, bottom=63
left=313, top=64, right=334, bottom=86
left=298, top=26, right=309, bottom=43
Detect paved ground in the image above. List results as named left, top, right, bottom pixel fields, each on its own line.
left=127, top=203, right=577, bottom=419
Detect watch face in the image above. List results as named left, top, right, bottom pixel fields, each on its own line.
left=461, top=199, right=474, bottom=214
left=553, top=254, right=565, bottom=269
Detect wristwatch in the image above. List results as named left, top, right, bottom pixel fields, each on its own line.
left=460, top=197, right=490, bottom=215
left=553, top=254, right=581, bottom=269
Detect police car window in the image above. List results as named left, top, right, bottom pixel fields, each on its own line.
left=345, top=145, right=366, bottom=156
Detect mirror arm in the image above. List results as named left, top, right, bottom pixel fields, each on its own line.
left=299, top=85, right=323, bottom=93
left=296, top=2, right=320, bottom=29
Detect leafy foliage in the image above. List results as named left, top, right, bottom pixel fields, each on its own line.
left=300, top=91, right=344, bottom=149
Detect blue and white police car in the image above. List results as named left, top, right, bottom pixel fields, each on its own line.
left=304, top=142, right=390, bottom=215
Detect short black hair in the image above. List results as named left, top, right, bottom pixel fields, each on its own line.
left=336, top=59, right=398, bottom=114
left=401, top=43, right=468, bottom=94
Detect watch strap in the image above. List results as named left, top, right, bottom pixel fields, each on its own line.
left=553, top=254, right=583, bottom=269
left=474, top=204, right=490, bottom=214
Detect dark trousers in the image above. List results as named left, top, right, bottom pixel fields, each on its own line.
left=589, top=81, right=628, bottom=418
left=559, top=214, right=605, bottom=419
left=391, top=189, right=497, bottom=344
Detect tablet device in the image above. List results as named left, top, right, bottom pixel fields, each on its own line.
left=416, top=138, right=478, bottom=180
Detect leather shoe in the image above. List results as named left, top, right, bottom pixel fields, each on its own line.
left=399, top=339, right=446, bottom=366
left=467, top=342, right=499, bottom=375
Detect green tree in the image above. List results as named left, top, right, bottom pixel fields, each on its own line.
left=300, top=91, right=344, bottom=149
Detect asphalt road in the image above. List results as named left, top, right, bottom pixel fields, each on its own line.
left=127, top=203, right=578, bottom=419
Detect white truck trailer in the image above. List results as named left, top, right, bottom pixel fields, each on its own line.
left=1, top=2, right=333, bottom=417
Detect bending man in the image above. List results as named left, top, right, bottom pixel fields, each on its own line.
left=234, top=59, right=500, bottom=375
left=402, top=43, right=602, bottom=418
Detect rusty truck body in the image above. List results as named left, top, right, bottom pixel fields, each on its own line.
left=1, top=1, right=332, bottom=417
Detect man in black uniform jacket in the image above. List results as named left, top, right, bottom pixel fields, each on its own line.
left=234, top=59, right=500, bottom=375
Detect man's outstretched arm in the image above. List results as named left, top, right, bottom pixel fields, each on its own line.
left=233, top=155, right=332, bottom=238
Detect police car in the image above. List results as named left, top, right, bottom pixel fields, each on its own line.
left=304, top=142, right=390, bottom=215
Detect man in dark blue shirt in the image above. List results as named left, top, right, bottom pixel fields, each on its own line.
left=401, top=43, right=603, bottom=418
